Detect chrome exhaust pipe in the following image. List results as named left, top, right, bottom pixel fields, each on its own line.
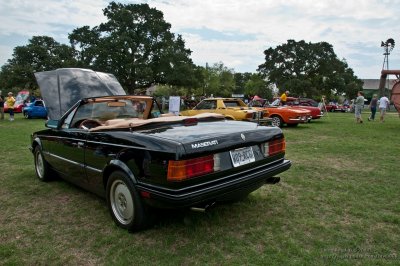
left=190, top=207, right=207, bottom=213
left=190, top=202, right=216, bottom=213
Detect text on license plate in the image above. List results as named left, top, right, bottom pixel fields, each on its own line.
left=230, top=147, right=255, bottom=167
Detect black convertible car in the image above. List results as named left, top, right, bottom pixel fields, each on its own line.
left=30, top=68, right=291, bottom=232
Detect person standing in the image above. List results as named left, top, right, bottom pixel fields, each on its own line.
left=6, top=92, right=16, bottom=121
left=0, top=93, right=4, bottom=120
left=378, top=94, right=390, bottom=122
left=354, top=91, right=365, bottom=123
left=368, top=94, right=378, bottom=121
left=280, top=90, right=289, bottom=105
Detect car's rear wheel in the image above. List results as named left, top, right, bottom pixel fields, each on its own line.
left=106, top=171, right=152, bottom=232
left=270, top=115, right=283, bottom=127
left=34, top=146, right=52, bottom=181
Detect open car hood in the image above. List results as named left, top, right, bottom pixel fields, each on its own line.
left=34, top=68, right=126, bottom=120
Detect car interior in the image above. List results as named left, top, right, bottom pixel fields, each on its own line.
left=63, top=98, right=152, bottom=130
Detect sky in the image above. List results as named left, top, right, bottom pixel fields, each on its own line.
left=1, top=0, right=400, bottom=79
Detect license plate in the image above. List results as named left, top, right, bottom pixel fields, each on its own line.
left=230, top=147, right=255, bottom=167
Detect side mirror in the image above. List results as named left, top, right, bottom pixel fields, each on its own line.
left=46, top=119, right=59, bottom=129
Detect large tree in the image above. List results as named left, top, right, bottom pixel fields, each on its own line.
left=69, top=2, right=197, bottom=93
left=243, top=73, right=273, bottom=100
left=234, top=72, right=252, bottom=94
left=202, top=62, right=235, bottom=97
left=0, top=36, right=76, bottom=90
left=257, top=40, right=363, bottom=99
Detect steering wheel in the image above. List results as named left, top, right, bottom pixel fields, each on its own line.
left=79, top=119, right=102, bottom=130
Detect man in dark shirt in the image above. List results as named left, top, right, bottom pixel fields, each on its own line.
left=368, top=94, right=378, bottom=121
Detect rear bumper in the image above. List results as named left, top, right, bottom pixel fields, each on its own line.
left=137, top=159, right=291, bottom=209
left=245, top=118, right=272, bottom=124
left=288, top=118, right=307, bottom=123
left=313, top=114, right=324, bottom=119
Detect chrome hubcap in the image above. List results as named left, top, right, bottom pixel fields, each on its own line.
left=271, top=117, right=280, bottom=127
left=36, top=152, right=44, bottom=178
left=110, top=180, right=134, bottom=225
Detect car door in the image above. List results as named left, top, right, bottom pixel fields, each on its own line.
left=33, top=100, right=47, bottom=117
left=46, top=106, right=88, bottom=185
left=51, top=129, right=87, bottom=183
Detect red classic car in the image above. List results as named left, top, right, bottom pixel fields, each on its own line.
left=282, top=97, right=324, bottom=120
left=250, top=99, right=311, bottom=127
left=4, top=90, right=30, bottom=113
left=324, top=103, right=350, bottom=112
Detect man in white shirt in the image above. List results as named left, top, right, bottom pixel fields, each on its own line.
left=378, top=95, right=390, bottom=122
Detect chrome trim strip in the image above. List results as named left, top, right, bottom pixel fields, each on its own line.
left=246, top=118, right=272, bottom=122
left=288, top=118, right=307, bottom=122
left=48, top=152, right=102, bottom=173
left=48, top=153, right=83, bottom=167
left=35, top=135, right=162, bottom=152
left=86, top=165, right=102, bottom=173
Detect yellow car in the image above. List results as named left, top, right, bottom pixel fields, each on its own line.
left=180, top=98, right=270, bottom=124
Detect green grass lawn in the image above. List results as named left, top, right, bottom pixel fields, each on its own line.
left=0, top=112, right=399, bottom=265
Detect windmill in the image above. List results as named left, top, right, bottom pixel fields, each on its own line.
left=378, top=38, right=400, bottom=113
left=380, top=38, right=395, bottom=96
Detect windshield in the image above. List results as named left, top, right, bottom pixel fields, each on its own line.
left=65, top=97, right=157, bottom=129
left=15, top=91, right=29, bottom=103
left=270, top=99, right=280, bottom=106
left=223, top=100, right=246, bottom=107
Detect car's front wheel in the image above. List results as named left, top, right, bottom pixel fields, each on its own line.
left=270, top=115, right=283, bottom=127
left=106, top=171, right=152, bottom=232
left=34, top=146, right=52, bottom=181
left=24, top=111, right=30, bottom=119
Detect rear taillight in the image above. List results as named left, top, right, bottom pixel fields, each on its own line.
left=167, top=155, right=214, bottom=181
left=261, top=138, right=286, bottom=157
left=246, top=112, right=253, bottom=119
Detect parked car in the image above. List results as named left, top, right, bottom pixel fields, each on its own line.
left=294, top=97, right=319, bottom=107
left=324, top=103, right=350, bottom=112
left=30, top=68, right=291, bottom=232
left=250, top=99, right=311, bottom=127
left=280, top=97, right=324, bottom=120
left=23, top=99, right=47, bottom=119
left=4, top=90, right=30, bottom=113
left=180, top=97, right=270, bottom=124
